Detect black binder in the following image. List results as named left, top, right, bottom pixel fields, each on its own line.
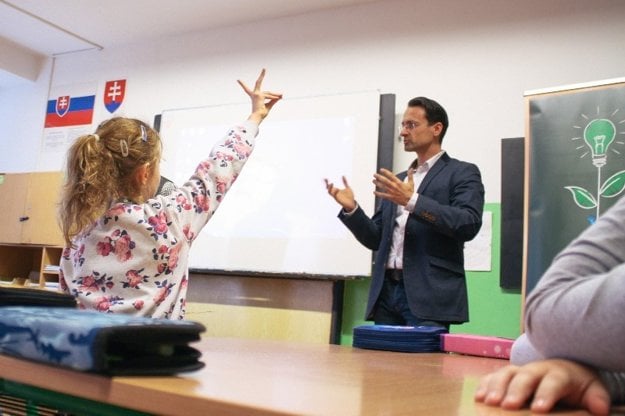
left=0, top=287, right=76, bottom=307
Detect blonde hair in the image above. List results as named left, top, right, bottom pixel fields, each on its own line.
left=59, top=117, right=161, bottom=247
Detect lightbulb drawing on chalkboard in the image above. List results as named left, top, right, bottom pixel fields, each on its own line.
left=584, top=118, right=616, bottom=167
left=565, top=111, right=625, bottom=224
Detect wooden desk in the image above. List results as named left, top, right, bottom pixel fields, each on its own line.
left=0, top=338, right=601, bottom=415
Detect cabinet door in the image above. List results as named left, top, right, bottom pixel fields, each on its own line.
left=0, top=173, right=29, bottom=244
left=22, top=172, right=64, bottom=246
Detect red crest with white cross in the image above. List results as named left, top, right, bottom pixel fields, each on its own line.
left=55, top=96, right=70, bottom=117
left=104, top=79, right=126, bottom=113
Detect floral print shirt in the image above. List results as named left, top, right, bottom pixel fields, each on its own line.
left=60, top=121, right=259, bottom=319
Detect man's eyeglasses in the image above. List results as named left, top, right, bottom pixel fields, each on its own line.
left=398, top=121, right=418, bottom=133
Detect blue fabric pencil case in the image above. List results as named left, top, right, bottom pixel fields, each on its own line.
left=0, top=306, right=205, bottom=376
left=353, top=324, right=448, bottom=353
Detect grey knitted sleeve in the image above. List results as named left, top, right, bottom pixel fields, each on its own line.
left=521, top=196, right=625, bottom=405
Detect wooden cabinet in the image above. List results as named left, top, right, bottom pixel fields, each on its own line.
left=0, top=172, right=64, bottom=289
left=0, top=172, right=64, bottom=246
left=2, top=173, right=29, bottom=244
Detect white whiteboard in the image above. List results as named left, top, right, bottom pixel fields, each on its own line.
left=159, top=91, right=380, bottom=277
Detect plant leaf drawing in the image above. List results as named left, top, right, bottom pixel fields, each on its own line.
left=564, top=186, right=597, bottom=209
left=599, top=170, right=625, bottom=198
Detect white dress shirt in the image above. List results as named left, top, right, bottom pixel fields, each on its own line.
left=386, top=151, right=445, bottom=269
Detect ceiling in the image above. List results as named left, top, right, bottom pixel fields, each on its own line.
left=0, top=0, right=380, bottom=89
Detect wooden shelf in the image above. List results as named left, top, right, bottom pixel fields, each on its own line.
left=0, top=244, right=62, bottom=289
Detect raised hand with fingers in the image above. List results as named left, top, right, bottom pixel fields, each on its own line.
left=237, top=68, right=283, bottom=125
left=324, top=176, right=356, bottom=212
left=373, top=168, right=415, bottom=206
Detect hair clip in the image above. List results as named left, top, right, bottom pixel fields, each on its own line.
left=120, top=139, right=129, bottom=157
left=140, top=125, right=148, bottom=142
left=93, top=134, right=100, bottom=142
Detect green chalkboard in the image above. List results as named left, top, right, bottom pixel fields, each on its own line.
left=525, top=80, right=625, bottom=295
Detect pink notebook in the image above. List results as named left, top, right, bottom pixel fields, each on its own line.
left=440, top=333, right=514, bottom=359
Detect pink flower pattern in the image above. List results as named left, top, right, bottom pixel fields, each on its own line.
left=182, top=224, right=195, bottom=241
left=59, top=122, right=257, bottom=320
left=96, top=229, right=135, bottom=262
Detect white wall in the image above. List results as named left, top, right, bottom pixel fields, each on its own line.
left=0, top=57, right=52, bottom=173
left=1, top=0, right=624, bottom=202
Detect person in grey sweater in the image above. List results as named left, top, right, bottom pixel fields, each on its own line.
left=474, top=195, right=625, bottom=415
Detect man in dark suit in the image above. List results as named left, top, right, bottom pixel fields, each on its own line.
left=325, top=97, right=484, bottom=329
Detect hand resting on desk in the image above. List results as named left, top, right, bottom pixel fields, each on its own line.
left=474, top=359, right=611, bottom=415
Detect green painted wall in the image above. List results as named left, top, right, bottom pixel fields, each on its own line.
left=339, top=203, right=522, bottom=345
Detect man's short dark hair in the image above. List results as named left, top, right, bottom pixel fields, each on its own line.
left=407, top=97, right=449, bottom=143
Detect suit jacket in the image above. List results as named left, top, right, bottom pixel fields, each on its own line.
left=339, top=153, right=485, bottom=323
